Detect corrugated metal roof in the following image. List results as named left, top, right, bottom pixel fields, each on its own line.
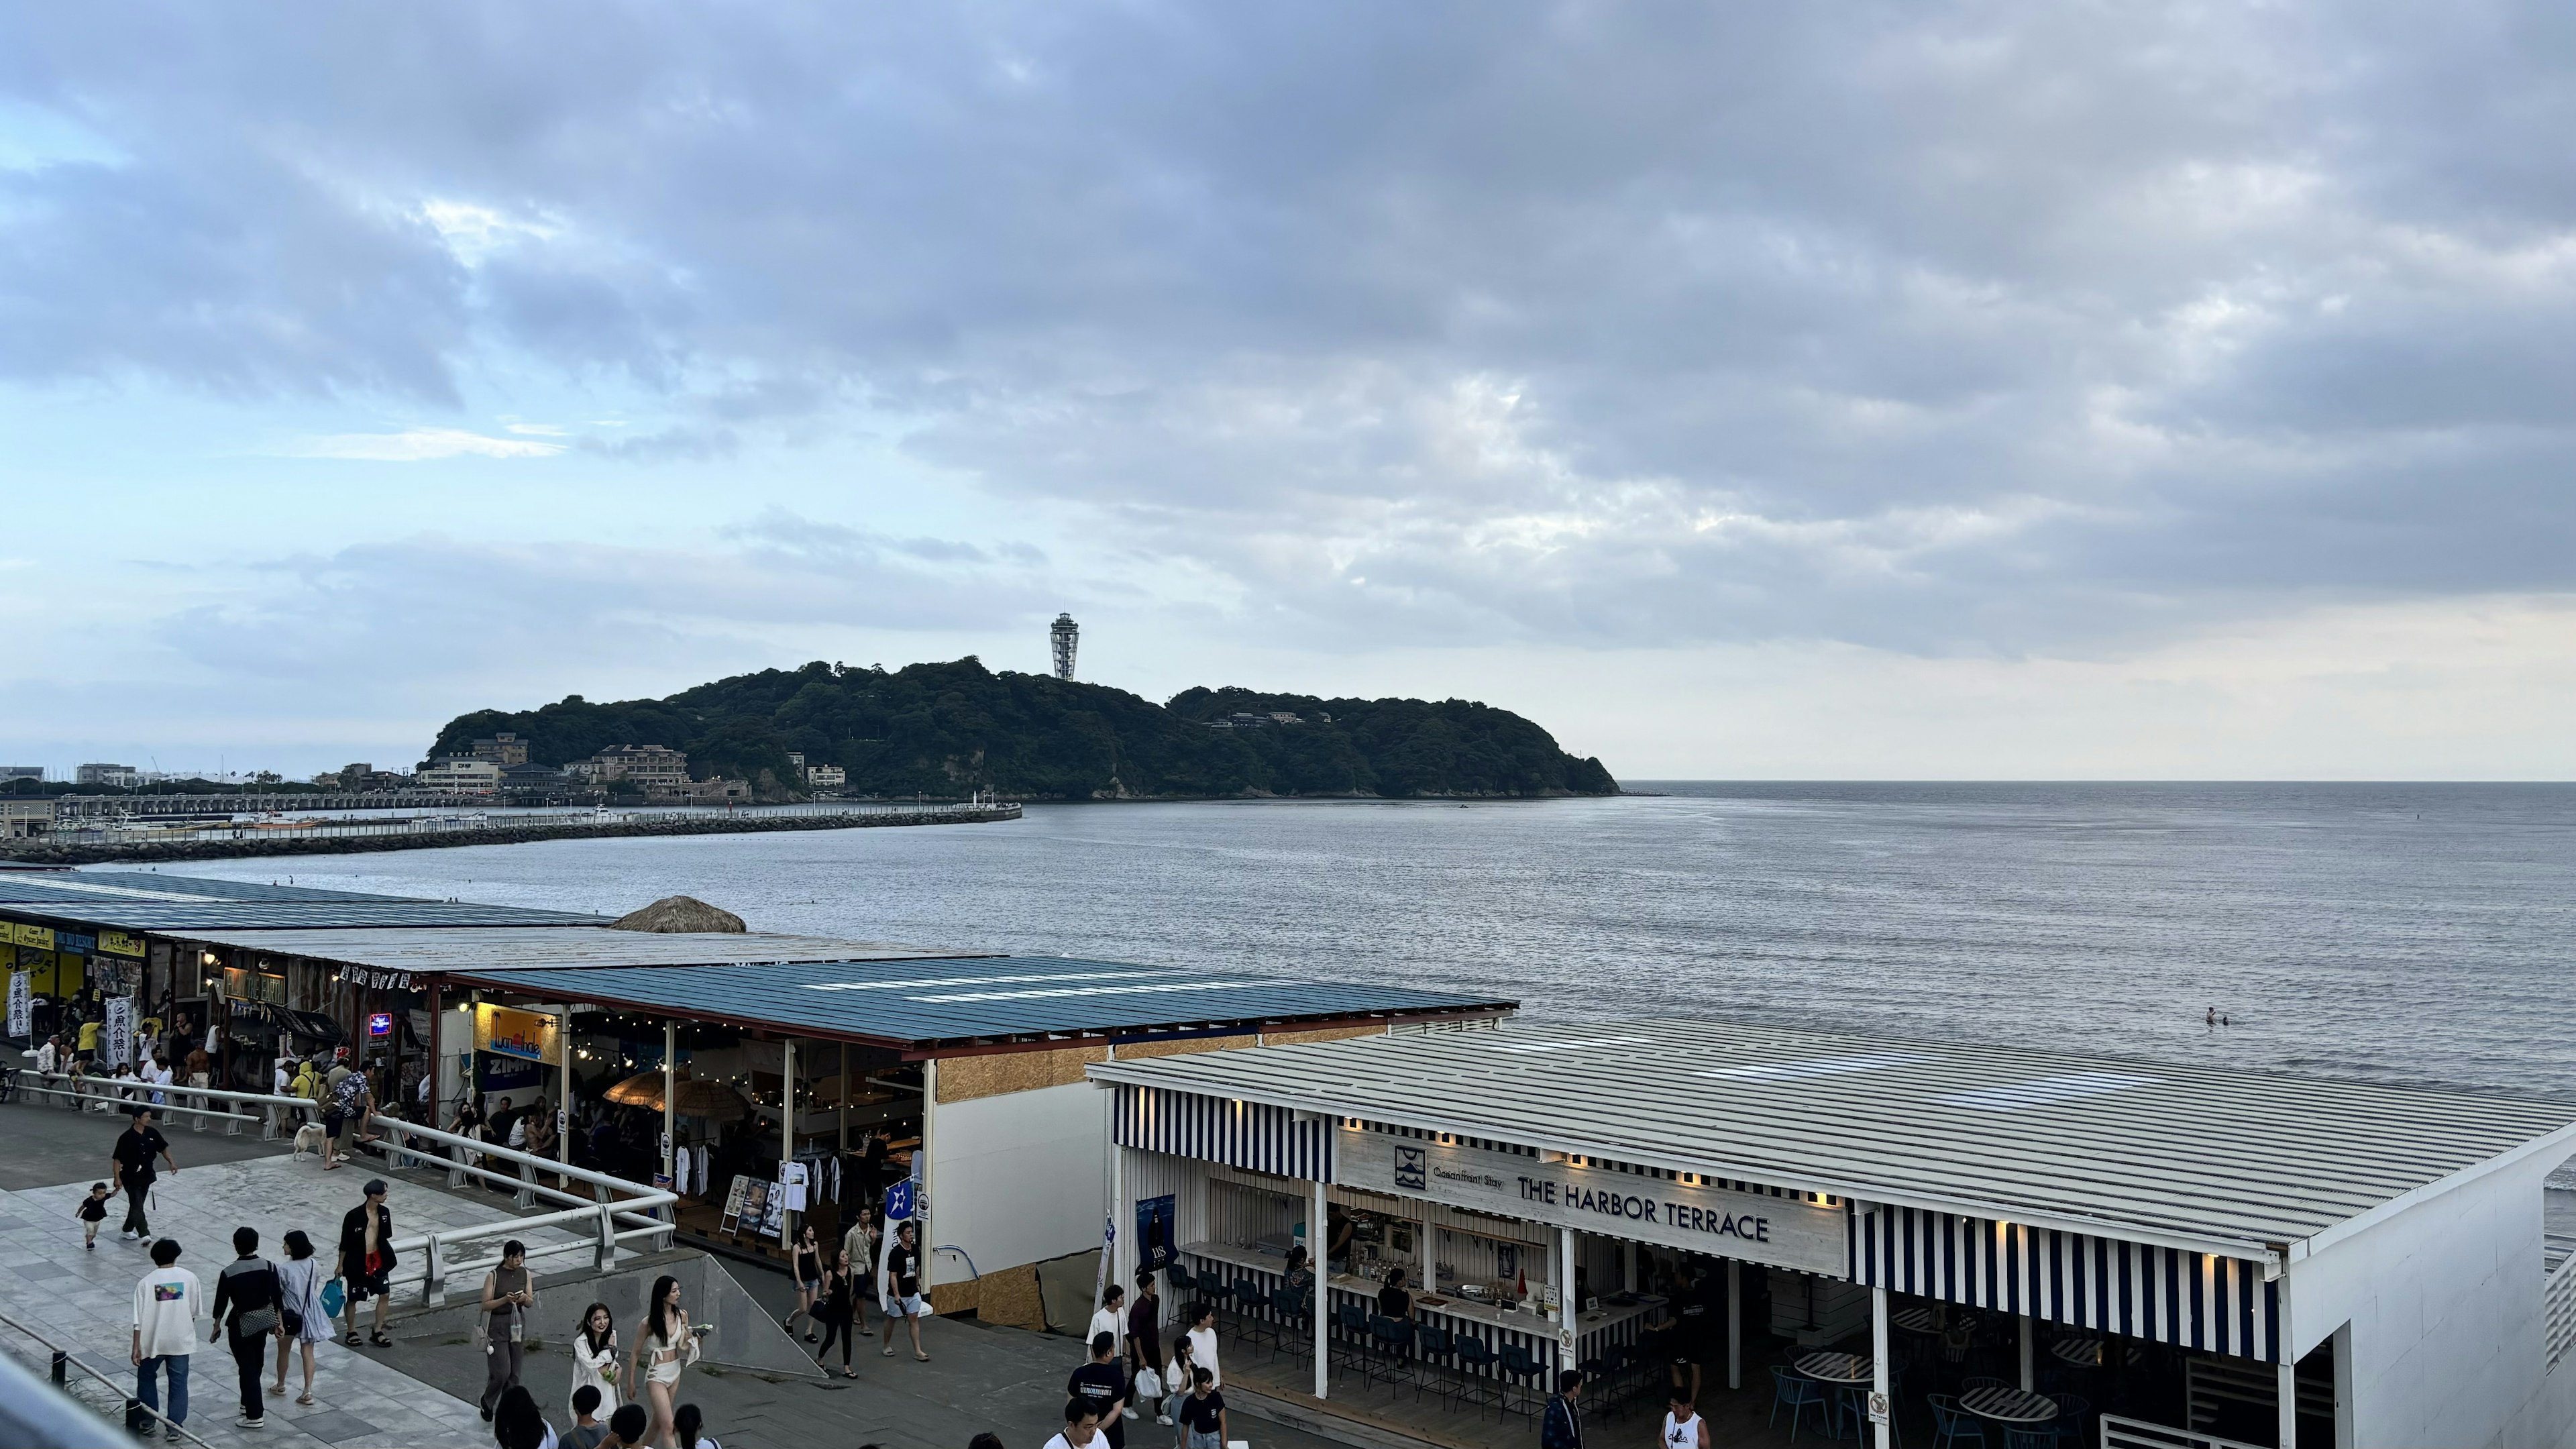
left=1089, top=1018, right=2576, bottom=1254
left=176, top=926, right=987, bottom=971
left=449, top=956, right=1515, bottom=1051
left=0, top=871, right=603, bottom=930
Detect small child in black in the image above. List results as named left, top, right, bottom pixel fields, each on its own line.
left=76, top=1182, right=110, bottom=1249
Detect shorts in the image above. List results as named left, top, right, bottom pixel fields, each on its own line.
left=323, top=1112, right=346, bottom=1138
left=346, top=1263, right=389, bottom=1302
left=898, top=1293, right=929, bottom=1318
left=798, top=1274, right=822, bottom=1291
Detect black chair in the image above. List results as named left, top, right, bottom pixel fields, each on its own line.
left=1413, top=1323, right=1460, bottom=1405
left=1332, top=1301, right=1371, bottom=1369
left=1451, top=1333, right=1501, bottom=1417
left=1496, top=1342, right=1546, bottom=1419
left=1230, top=1277, right=1272, bottom=1350
left=1165, top=1260, right=1197, bottom=1297
left=1366, top=1315, right=1416, bottom=1391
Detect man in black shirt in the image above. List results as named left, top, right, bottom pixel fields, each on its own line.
left=1067, top=1332, right=1128, bottom=1449
left=209, top=1226, right=282, bottom=1429
left=881, top=1220, right=928, bottom=1361
left=110, top=1107, right=176, bottom=1241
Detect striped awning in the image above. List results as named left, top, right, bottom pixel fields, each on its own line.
left=1114, top=1083, right=1331, bottom=1181
left=1853, top=1203, right=2281, bottom=1363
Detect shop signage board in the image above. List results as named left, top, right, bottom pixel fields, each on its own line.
left=99, top=932, right=146, bottom=959
left=1335, top=1126, right=1849, bottom=1277
left=101, top=996, right=133, bottom=1069
left=6, top=968, right=28, bottom=1038
left=474, top=1002, right=561, bottom=1065
left=11, top=922, right=54, bottom=951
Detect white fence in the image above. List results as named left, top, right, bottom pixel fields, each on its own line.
left=2101, top=1413, right=2273, bottom=1449
left=2546, top=1242, right=2576, bottom=1372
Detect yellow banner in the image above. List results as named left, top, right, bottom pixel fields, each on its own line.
left=99, top=931, right=145, bottom=959
left=11, top=922, right=52, bottom=951
left=474, top=1002, right=560, bottom=1065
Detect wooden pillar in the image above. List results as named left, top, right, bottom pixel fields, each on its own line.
left=1727, top=1258, right=1742, bottom=1390
left=661, top=1020, right=678, bottom=1189
left=1312, top=1174, right=1330, bottom=1401
left=780, top=1037, right=797, bottom=1248
left=1871, top=1287, right=1892, bottom=1449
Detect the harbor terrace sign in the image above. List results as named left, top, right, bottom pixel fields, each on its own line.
left=1337, top=1124, right=1847, bottom=1276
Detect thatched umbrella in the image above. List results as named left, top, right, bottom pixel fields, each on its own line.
left=604, top=1071, right=747, bottom=1117
left=610, top=896, right=746, bottom=933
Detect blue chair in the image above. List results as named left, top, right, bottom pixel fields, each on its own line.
left=1366, top=1315, right=1416, bottom=1390
left=1928, top=1395, right=1987, bottom=1449
left=1165, top=1260, right=1197, bottom=1295
left=1199, top=1277, right=1234, bottom=1323
left=2045, top=1393, right=2090, bottom=1447
left=1770, top=1365, right=1833, bottom=1442
left=1496, top=1342, right=1546, bottom=1419
left=1230, top=1277, right=1271, bottom=1350
left=1332, top=1301, right=1371, bottom=1369
left=1271, top=1283, right=1313, bottom=1364
left=1451, top=1333, right=1501, bottom=1417
left=1413, top=1324, right=1459, bottom=1405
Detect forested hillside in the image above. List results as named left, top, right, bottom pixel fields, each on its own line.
left=429, top=659, right=1619, bottom=800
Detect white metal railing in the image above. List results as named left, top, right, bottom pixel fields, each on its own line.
left=11, top=1075, right=305, bottom=1134
left=2101, top=1414, right=2272, bottom=1449
left=2546, top=1252, right=2576, bottom=1371
left=0, top=1307, right=213, bottom=1448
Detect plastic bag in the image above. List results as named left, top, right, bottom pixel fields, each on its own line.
left=1133, top=1366, right=1165, bottom=1399
left=320, top=1277, right=347, bottom=1320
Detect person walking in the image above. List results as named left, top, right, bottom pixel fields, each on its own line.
left=337, top=1178, right=397, bottom=1347
left=785, top=1224, right=824, bottom=1342
left=1160, top=1336, right=1199, bottom=1433
left=813, top=1249, right=860, bottom=1379
left=1182, top=1301, right=1221, bottom=1389
left=838, top=1203, right=881, bottom=1343
left=1125, top=1269, right=1164, bottom=1424
left=672, top=1403, right=718, bottom=1449
left=627, top=1273, right=701, bottom=1449
left=1660, top=1391, right=1711, bottom=1449
left=323, top=1049, right=366, bottom=1169
left=110, top=1106, right=175, bottom=1242
left=209, top=1226, right=284, bottom=1429
left=1542, top=1369, right=1585, bottom=1449
left=1045, top=1397, right=1105, bottom=1449
left=270, top=1229, right=330, bottom=1406
left=880, top=1220, right=930, bottom=1362
left=130, top=1238, right=201, bottom=1443
left=570, top=1301, right=623, bottom=1421
left=1087, top=1283, right=1125, bottom=1359
left=76, top=1181, right=111, bottom=1250
left=492, top=1383, right=560, bottom=1449
left=478, top=1239, right=537, bottom=1421
left=1172, top=1366, right=1226, bottom=1449
left=566, top=1386, right=609, bottom=1449
left=1067, top=1333, right=1128, bottom=1449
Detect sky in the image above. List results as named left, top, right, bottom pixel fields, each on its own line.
left=4, top=2, right=2574, bottom=780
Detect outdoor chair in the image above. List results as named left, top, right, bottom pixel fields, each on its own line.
left=2002, top=1430, right=2055, bottom=1449
left=1230, top=1276, right=1272, bottom=1350
left=1450, top=1332, right=1501, bottom=1417
left=1332, top=1302, right=1371, bottom=1370
left=2045, top=1392, right=2091, bottom=1447
left=1269, top=1283, right=1313, bottom=1364
left=1366, top=1314, right=1416, bottom=1391
left=1412, top=1324, right=1461, bottom=1406
left=1770, top=1364, right=1833, bottom=1442
left=1495, top=1342, right=1548, bottom=1419
left=1927, top=1395, right=1988, bottom=1449
left=1164, top=1260, right=1196, bottom=1295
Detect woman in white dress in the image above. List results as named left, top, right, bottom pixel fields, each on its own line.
left=270, top=1229, right=333, bottom=1405
left=570, top=1301, right=621, bottom=1421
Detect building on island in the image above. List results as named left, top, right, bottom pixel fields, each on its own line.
left=468, top=732, right=531, bottom=765
left=568, top=745, right=691, bottom=794
left=415, top=757, right=502, bottom=794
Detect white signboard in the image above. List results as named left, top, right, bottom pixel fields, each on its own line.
left=1336, top=1127, right=1848, bottom=1277
left=101, top=996, right=134, bottom=1070
left=5, top=969, right=28, bottom=1040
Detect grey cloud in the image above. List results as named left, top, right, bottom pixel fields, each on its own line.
left=5, top=0, right=2575, bottom=655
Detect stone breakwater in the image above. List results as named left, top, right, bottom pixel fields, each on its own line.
left=0, top=802, right=1022, bottom=865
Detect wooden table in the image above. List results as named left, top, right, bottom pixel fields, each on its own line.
left=1794, top=1351, right=1875, bottom=1385
left=1960, top=1385, right=2059, bottom=1424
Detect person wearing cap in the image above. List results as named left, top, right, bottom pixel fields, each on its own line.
left=337, top=1179, right=397, bottom=1347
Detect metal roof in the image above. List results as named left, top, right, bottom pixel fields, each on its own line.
left=1089, top=1018, right=2576, bottom=1257
left=0, top=871, right=603, bottom=930
left=447, top=956, right=1515, bottom=1053
left=176, top=926, right=987, bottom=971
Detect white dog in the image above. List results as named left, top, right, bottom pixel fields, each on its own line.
left=290, top=1122, right=330, bottom=1161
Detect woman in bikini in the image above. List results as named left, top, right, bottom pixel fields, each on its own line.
left=626, top=1274, right=700, bottom=1449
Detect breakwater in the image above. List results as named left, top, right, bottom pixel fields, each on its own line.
left=0, top=802, right=1021, bottom=866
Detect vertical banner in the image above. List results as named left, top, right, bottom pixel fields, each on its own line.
left=1135, top=1194, right=1176, bottom=1272
left=101, top=995, right=134, bottom=1069
left=5, top=969, right=28, bottom=1040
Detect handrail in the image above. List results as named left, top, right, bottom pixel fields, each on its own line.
left=0, top=1305, right=213, bottom=1448
left=2100, top=1413, right=2272, bottom=1449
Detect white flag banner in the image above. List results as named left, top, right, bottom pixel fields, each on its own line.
left=101, top=995, right=134, bottom=1069
left=5, top=969, right=28, bottom=1040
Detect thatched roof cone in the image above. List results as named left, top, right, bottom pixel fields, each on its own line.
left=611, top=896, right=746, bottom=933
left=604, top=1071, right=748, bottom=1116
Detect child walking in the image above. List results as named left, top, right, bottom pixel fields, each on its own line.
left=77, top=1182, right=111, bottom=1250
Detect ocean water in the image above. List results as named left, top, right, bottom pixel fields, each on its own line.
left=160, top=782, right=2576, bottom=1105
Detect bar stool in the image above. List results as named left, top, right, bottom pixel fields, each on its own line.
left=1271, top=1283, right=1313, bottom=1364
left=1413, top=1323, right=1459, bottom=1405
left=1366, top=1315, right=1416, bottom=1391
left=1451, top=1333, right=1501, bottom=1418
left=1495, top=1342, right=1546, bottom=1419
left=1230, top=1277, right=1271, bottom=1350
left=1332, top=1302, right=1371, bottom=1370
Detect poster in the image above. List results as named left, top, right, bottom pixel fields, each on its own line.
left=1134, top=1193, right=1175, bottom=1272
left=722, top=1173, right=753, bottom=1220
left=473, top=1003, right=560, bottom=1065
left=5, top=968, right=28, bottom=1040
left=101, top=996, right=133, bottom=1069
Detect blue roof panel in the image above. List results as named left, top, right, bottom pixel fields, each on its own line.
left=451, top=955, right=1515, bottom=1049
left=0, top=872, right=603, bottom=929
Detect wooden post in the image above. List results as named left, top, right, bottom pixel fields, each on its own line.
left=1312, top=1175, right=1330, bottom=1401
left=1872, top=1287, right=1892, bottom=1449
left=1727, top=1258, right=1742, bottom=1389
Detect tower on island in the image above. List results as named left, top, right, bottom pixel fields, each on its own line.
left=1050, top=613, right=1079, bottom=682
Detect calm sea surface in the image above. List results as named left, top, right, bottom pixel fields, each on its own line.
left=163, top=783, right=2576, bottom=1102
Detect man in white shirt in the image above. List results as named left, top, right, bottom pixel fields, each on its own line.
left=131, top=1238, right=201, bottom=1442
left=1042, top=1395, right=1104, bottom=1449
left=1086, top=1283, right=1125, bottom=1358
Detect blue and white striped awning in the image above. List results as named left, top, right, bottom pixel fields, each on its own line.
left=1854, top=1203, right=2282, bottom=1363
left=1114, top=1083, right=1331, bottom=1181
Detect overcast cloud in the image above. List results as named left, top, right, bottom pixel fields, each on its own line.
left=3, top=1, right=2573, bottom=773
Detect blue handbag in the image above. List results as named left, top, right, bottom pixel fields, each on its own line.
left=321, top=1276, right=347, bottom=1320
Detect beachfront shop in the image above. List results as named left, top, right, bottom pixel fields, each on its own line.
left=1089, top=1020, right=2576, bottom=1449
left=427, top=953, right=1515, bottom=1324
left=2, top=919, right=146, bottom=1059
